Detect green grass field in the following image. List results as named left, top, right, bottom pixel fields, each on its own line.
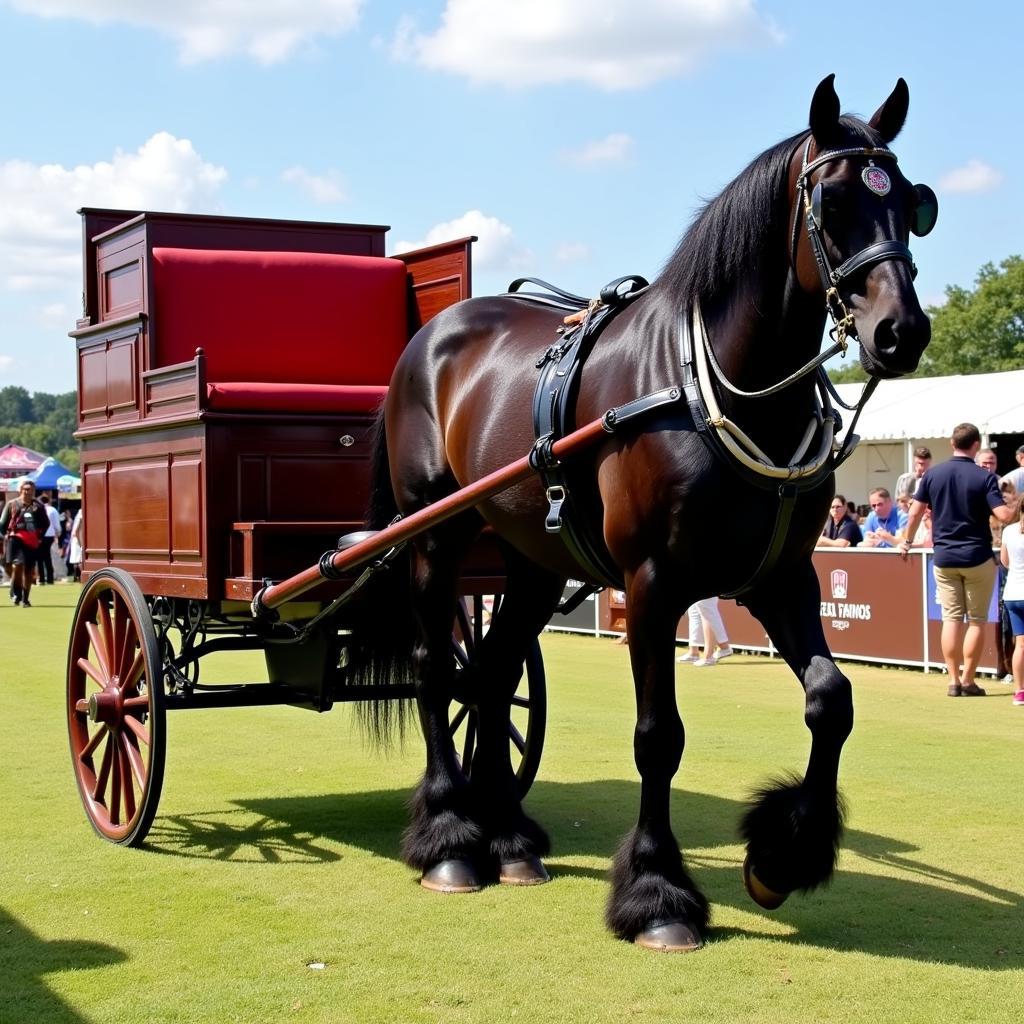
left=2, top=584, right=1022, bottom=1023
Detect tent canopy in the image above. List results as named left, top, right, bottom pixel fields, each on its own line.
left=28, top=456, right=76, bottom=489
left=0, top=443, right=46, bottom=474
left=835, top=369, right=1024, bottom=441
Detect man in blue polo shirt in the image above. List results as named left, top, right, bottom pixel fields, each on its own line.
left=901, top=423, right=1014, bottom=697
left=862, top=488, right=906, bottom=548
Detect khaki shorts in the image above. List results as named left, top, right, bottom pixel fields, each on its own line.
left=934, top=560, right=997, bottom=622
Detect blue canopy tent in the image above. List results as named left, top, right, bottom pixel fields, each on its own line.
left=28, top=457, right=76, bottom=490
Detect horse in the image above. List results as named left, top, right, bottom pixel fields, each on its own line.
left=354, top=76, right=935, bottom=951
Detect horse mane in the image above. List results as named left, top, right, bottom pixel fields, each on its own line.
left=654, top=116, right=887, bottom=309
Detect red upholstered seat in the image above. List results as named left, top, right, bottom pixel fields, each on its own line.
left=206, top=382, right=388, bottom=415
left=151, top=248, right=408, bottom=413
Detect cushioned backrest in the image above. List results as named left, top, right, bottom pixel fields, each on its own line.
left=151, top=248, right=408, bottom=385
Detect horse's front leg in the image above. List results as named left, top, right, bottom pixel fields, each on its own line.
left=609, top=561, right=709, bottom=952
left=742, top=559, right=854, bottom=909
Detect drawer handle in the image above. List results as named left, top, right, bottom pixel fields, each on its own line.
left=339, top=434, right=355, bottom=448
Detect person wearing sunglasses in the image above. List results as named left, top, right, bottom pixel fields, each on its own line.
left=817, top=494, right=862, bottom=548
left=862, top=488, right=906, bottom=549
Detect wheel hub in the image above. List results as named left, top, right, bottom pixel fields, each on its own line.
left=88, top=685, right=122, bottom=725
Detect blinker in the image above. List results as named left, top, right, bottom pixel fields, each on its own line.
left=809, top=182, right=824, bottom=231
left=911, top=183, right=938, bottom=237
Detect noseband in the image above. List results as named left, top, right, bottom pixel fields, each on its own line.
left=790, top=138, right=917, bottom=351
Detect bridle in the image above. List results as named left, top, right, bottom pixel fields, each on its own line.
left=789, top=137, right=918, bottom=355
left=691, top=135, right=933, bottom=484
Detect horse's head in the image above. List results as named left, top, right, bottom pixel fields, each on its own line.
left=792, top=75, right=937, bottom=379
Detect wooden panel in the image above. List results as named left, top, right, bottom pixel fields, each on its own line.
left=238, top=455, right=268, bottom=521
left=108, top=459, right=170, bottom=556
left=79, top=347, right=109, bottom=423
left=80, top=426, right=208, bottom=597
left=395, top=237, right=474, bottom=332
left=106, top=337, right=137, bottom=413
left=143, top=361, right=200, bottom=418
left=82, top=463, right=108, bottom=559
left=74, top=320, right=144, bottom=429
left=98, top=237, right=145, bottom=322
left=170, top=457, right=202, bottom=558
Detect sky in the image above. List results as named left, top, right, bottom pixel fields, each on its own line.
left=1, top=0, right=1021, bottom=395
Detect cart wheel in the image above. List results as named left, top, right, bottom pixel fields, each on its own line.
left=67, top=568, right=165, bottom=846
left=449, top=595, right=547, bottom=797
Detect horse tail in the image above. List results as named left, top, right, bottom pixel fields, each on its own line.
left=343, top=409, right=417, bottom=749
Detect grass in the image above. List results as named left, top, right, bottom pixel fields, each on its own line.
left=1, top=583, right=1022, bottom=1023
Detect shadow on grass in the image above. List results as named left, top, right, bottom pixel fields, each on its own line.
left=145, top=780, right=1022, bottom=969
left=0, top=907, right=126, bottom=1023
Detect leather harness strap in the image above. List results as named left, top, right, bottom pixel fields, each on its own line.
left=520, top=276, right=650, bottom=588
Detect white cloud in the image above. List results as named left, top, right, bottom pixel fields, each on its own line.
left=554, top=241, right=591, bottom=264
left=37, top=302, right=73, bottom=327
left=394, top=210, right=531, bottom=272
left=938, top=159, right=1004, bottom=195
left=0, top=133, right=227, bottom=298
left=281, top=166, right=347, bottom=204
left=562, top=133, right=633, bottom=166
left=11, top=0, right=363, bottom=64
left=0, top=355, right=14, bottom=374
left=393, top=0, right=781, bottom=90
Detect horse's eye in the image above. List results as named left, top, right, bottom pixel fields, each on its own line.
left=911, top=183, right=938, bottom=237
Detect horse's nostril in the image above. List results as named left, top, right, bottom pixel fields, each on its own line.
left=873, top=318, right=898, bottom=357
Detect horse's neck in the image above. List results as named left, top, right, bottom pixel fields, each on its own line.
left=702, top=280, right=826, bottom=460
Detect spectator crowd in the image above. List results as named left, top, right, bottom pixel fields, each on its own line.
left=816, top=429, right=1024, bottom=706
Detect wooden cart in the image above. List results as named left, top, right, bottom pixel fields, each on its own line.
left=66, top=209, right=546, bottom=845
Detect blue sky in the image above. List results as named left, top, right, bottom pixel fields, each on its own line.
left=1, top=0, right=1021, bottom=394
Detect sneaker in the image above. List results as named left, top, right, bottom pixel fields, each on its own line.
left=676, top=652, right=699, bottom=664
left=692, top=657, right=717, bottom=667
left=1001, top=674, right=1014, bottom=685
left=947, top=683, right=961, bottom=697
left=21, top=598, right=31, bottom=608
left=960, top=683, right=986, bottom=697
left=1013, top=691, right=1024, bottom=706
left=715, top=646, right=735, bottom=660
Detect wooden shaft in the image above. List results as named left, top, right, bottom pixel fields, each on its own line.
left=256, top=415, right=612, bottom=612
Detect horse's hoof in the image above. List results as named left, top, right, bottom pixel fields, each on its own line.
left=499, top=856, right=550, bottom=886
left=743, top=854, right=788, bottom=910
left=420, top=859, right=483, bottom=893
left=634, top=920, right=703, bottom=953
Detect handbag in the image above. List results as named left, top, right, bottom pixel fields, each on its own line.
left=14, top=528, right=41, bottom=550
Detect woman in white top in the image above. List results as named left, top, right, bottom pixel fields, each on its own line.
left=998, top=501, right=1024, bottom=705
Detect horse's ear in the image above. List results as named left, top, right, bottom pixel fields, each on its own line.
left=868, top=79, right=910, bottom=142
left=809, top=74, right=841, bottom=145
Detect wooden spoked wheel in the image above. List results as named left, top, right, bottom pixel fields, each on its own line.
left=449, top=595, right=547, bottom=797
left=67, top=568, right=165, bottom=846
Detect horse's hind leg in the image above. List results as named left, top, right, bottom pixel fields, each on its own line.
left=741, top=559, right=853, bottom=909
left=608, top=561, right=709, bottom=951
left=469, top=548, right=563, bottom=882
left=402, top=518, right=488, bottom=892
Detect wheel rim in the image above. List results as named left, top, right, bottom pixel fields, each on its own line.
left=67, top=570, right=164, bottom=845
left=449, top=595, right=546, bottom=796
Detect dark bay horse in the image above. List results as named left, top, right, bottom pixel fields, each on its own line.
left=358, top=76, right=934, bottom=950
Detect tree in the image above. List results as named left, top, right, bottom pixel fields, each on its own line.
left=915, top=255, right=1024, bottom=377
left=827, top=359, right=868, bottom=384
left=0, top=385, right=32, bottom=425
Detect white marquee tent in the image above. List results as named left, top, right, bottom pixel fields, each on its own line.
left=833, top=369, right=1024, bottom=504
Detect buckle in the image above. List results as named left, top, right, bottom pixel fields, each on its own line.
left=545, top=485, right=567, bottom=533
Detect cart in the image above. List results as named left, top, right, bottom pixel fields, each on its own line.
left=66, top=209, right=550, bottom=845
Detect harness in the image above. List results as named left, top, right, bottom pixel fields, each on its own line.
left=515, top=140, right=919, bottom=597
